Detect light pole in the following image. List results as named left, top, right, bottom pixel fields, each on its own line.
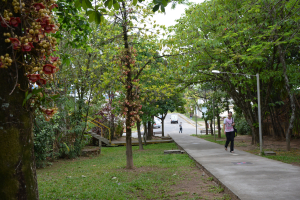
left=188, top=97, right=198, bottom=136
left=212, top=70, right=263, bottom=154
left=213, top=96, right=215, bottom=141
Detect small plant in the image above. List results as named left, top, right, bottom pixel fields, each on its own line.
left=208, top=185, right=224, bottom=193
left=207, top=177, right=214, bottom=181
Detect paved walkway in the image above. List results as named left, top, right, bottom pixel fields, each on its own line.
left=170, top=134, right=300, bottom=200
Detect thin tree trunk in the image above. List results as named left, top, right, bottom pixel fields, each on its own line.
left=147, top=121, right=152, bottom=140
left=210, top=120, right=214, bottom=136
left=278, top=44, right=295, bottom=151
left=122, top=1, right=133, bottom=168
left=143, top=122, right=147, bottom=145
left=217, top=115, right=221, bottom=138
left=137, top=121, right=143, bottom=150
left=205, top=120, right=208, bottom=135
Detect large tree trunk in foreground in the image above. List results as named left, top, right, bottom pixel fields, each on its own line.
left=137, top=121, right=143, bottom=150
left=0, top=6, right=39, bottom=198
left=0, top=60, right=39, bottom=199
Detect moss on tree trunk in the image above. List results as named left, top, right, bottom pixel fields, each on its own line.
left=0, top=62, right=39, bottom=200
left=0, top=3, right=39, bottom=198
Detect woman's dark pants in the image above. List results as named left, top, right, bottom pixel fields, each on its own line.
left=225, top=131, right=235, bottom=152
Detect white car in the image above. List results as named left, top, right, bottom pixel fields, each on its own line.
left=170, top=115, right=178, bottom=124
left=153, top=119, right=161, bottom=128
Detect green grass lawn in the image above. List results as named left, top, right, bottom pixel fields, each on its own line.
left=247, top=148, right=300, bottom=164
left=37, top=143, right=230, bottom=199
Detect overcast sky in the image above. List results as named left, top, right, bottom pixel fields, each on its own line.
left=152, top=0, right=205, bottom=28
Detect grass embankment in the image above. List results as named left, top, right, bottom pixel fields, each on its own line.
left=193, top=134, right=300, bottom=166
left=37, top=143, right=230, bottom=199
left=184, top=113, right=204, bottom=122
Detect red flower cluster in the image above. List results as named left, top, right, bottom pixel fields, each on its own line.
left=33, top=3, right=46, bottom=12
left=43, top=64, right=56, bottom=74
left=9, top=38, right=21, bottom=50
left=9, top=17, right=21, bottom=27
left=0, top=17, right=8, bottom=27
left=27, top=74, right=41, bottom=82
left=22, top=43, right=34, bottom=52
left=44, top=109, right=54, bottom=115
left=36, top=78, right=47, bottom=86
left=1, top=0, right=61, bottom=120
left=50, top=56, right=59, bottom=63
left=49, top=4, right=58, bottom=11
left=36, top=17, right=50, bottom=28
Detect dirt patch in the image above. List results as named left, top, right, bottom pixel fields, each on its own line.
left=117, top=166, right=229, bottom=199
left=168, top=167, right=227, bottom=199
left=234, top=135, right=300, bottom=151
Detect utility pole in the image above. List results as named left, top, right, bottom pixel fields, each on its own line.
left=213, top=97, right=215, bottom=141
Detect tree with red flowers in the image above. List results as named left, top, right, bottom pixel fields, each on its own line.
left=0, top=0, right=60, bottom=199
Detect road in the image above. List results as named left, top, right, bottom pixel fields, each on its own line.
left=130, top=113, right=207, bottom=138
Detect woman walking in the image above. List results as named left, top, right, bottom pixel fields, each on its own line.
left=223, top=111, right=235, bottom=153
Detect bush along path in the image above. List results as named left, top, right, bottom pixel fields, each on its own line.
left=37, top=143, right=231, bottom=200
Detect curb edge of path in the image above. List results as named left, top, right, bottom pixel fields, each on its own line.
left=171, top=137, right=240, bottom=200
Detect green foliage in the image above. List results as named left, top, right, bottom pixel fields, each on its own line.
left=234, top=117, right=252, bottom=136
left=164, top=0, right=300, bottom=141
left=233, top=107, right=251, bottom=135
left=34, top=97, right=91, bottom=167
left=34, top=114, right=61, bottom=168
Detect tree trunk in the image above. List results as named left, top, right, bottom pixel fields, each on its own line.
left=125, top=122, right=133, bottom=168
left=217, top=115, right=221, bottom=138
left=205, top=120, right=208, bottom=135
left=147, top=121, right=152, bottom=140
left=0, top=58, right=39, bottom=200
left=137, top=121, right=143, bottom=150
left=278, top=44, right=296, bottom=151
left=122, top=1, right=133, bottom=169
left=210, top=120, right=214, bottom=136
left=143, top=122, right=147, bottom=145
left=0, top=3, right=39, bottom=198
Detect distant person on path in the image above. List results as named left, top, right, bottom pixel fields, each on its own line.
left=223, top=111, right=235, bottom=153
left=179, top=122, right=183, bottom=133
